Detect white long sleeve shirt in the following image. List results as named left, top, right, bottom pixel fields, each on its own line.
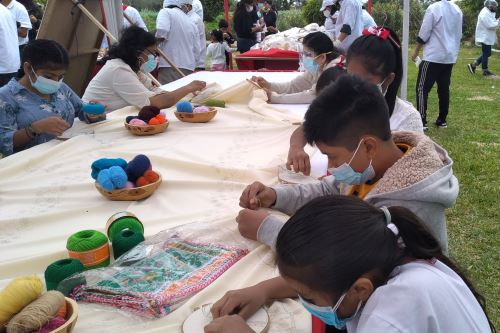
left=123, top=6, right=148, bottom=31
left=475, top=7, right=499, bottom=46
left=417, top=0, right=463, bottom=64
left=362, top=9, right=376, bottom=29
left=0, top=3, right=20, bottom=74
left=156, top=7, right=199, bottom=71
left=335, top=0, right=363, bottom=51
left=206, top=42, right=232, bottom=65
left=188, top=10, right=207, bottom=68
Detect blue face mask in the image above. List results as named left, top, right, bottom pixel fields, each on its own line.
left=327, top=139, right=376, bottom=185
left=29, top=67, right=62, bottom=95
left=299, top=293, right=362, bottom=329
left=302, top=56, right=320, bottom=74
left=140, top=54, right=157, bottom=73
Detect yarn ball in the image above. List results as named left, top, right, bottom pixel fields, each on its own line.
left=143, top=170, right=159, bottom=183
left=44, top=258, right=85, bottom=291
left=112, top=229, right=145, bottom=259
left=156, top=114, right=166, bottom=123
left=37, top=316, right=67, bottom=333
left=125, top=154, right=151, bottom=182
left=6, top=290, right=65, bottom=333
left=135, top=176, right=150, bottom=187
left=56, top=301, right=67, bottom=318
left=0, top=276, right=43, bottom=327
left=138, top=105, right=160, bottom=121
left=124, top=181, right=135, bottom=189
left=125, top=116, right=138, bottom=124
left=129, top=118, right=147, bottom=126
left=176, top=100, right=193, bottom=113
left=108, top=166, right=127, bottom=189
left=82, top=103, right=105, bottom=115
left=91, top=158, right=127, bottom=180
left=97, top=169, right=114, bottom=192
left=106, top=215, right=144, bottom=242
left=193, top=106, right=210, bottom=113
left=66, top=230, right=110, bottom=269
left=148, top=117, right=160, bottom=125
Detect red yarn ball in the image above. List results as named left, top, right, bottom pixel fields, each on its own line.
left=149, top=117, right=160, bottom=125
left=144, top=170, right=159, bottom=183
left=136, top=176, right=150, bottom=187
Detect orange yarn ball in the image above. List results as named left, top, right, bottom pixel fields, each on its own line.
left=57, top=301, right=67, bottom=318
left=149, top=117, right=160, bottom=125
left=144, top=170, right=159, bottom=183
left=156, top=114, right=166, bottom=123
left=136, top=176, right=150, bottom=187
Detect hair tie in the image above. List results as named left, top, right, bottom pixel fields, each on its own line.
left=380, top=206, right=406, bottom=249
left=380, top=206, right=391, bottom=224
left=362, top=26, right=401, bottom=49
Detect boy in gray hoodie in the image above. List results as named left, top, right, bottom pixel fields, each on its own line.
left=237, top=75, right=458, bottom=252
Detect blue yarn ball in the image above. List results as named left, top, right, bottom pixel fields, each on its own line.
left=91, top=158, right=128, bottom=180
left=125, top=154, right=151, bottom=182
left=109, top=166, right=128, bottom=189
left=176, top=101, right=193, bottom=113
left=97, top=169, right=115, bottom=191
left=82, top=103, right=105, bottom=115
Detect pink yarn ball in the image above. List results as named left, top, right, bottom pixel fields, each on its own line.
left=193, top=106, right=210, bottom=113
left=125, top=181, right=135, bottom=189
left=38, top=316, right=67, bottom=333
left=129, top=118, right=148, bottom=126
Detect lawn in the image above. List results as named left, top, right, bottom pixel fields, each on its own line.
left=406, top=46, right=499, bottom=327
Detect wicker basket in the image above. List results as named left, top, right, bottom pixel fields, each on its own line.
left=49, top=298, right=78, bottom=333
left=95, top=173, right=162, bottom=201
left=124, top=121, right=169, bottom=136
left=174, top=109, right=217, bottom=123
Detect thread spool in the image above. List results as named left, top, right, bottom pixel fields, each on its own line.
left=105, top=212, right=144, bottom=242
left=66, top=230, right=110, bottom=269
left=0, top=276, right=43, bottom=327
left=44, top=258, right=85, bottom=291
left=82, top=103, right=105, bottom=115
left=112, top=229, right=145, bottom=259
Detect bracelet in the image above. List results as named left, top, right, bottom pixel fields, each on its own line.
left=26, top=124, right=39, bottom=138
left=25, top=127, right=34, bottom=139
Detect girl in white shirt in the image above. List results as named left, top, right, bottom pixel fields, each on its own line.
left=204, top=196, right=495, bottom=333
left=206, top=29, right=234, bottom=71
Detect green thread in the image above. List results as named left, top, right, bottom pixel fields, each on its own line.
left=107, top=217, right=144, bottom=242
left=112, top=229, right=145, bottom=259
left=44, top=258, right=85, bottom=291
left=66, top=230, right=109, bottom=270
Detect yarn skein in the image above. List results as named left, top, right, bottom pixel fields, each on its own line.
left=125, top=154, right=151, bottom=182
left=0, top=276, right=43, bottom=328
left=6, top=290, right=65, bottom=333
left=44, top=258, right=85, bottom=291
left=112, top=229, right=145, bottom=259
left=176, top=100, right=193, bottom=113
left=37, top=316, right=66, bottom=333
left=66, top=230, right=110, bottom=269
left=105, top=212, right=144, bottom=242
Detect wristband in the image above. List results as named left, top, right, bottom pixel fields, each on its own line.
left=26, top=124, right=38, bottom=138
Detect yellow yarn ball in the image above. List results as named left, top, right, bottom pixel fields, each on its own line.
left=0, top=276, right=43, bottom=327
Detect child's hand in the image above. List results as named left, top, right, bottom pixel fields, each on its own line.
left=239, top=181, right=276, bottom=209
left=211, top=285, right=268, bottom=319
left=287, top=146, right=311, bottom=175
left=236, top=209, right=269, bottom=240
left=204, top=315, right=254, bottom=333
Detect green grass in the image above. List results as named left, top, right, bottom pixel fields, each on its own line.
left=406, top=46, right=499, bottom=327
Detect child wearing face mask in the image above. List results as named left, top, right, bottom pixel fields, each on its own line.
left=205, top=196, right=495, bottom=333
left=235, top=75, right=458, bottom=254
left=251, top=32, right=343, bottom=104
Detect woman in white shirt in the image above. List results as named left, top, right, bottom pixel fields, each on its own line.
left=83, top=26, right=205, bottom=112
left=204, top=196, right=495, bottom=333
left=206, top=29, right=234, bottom=70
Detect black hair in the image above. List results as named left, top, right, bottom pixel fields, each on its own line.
left=315, top=67, right=347, bottom=94
left=211, top=29, right=223, bottom=43
left=218, top=19, right=229, bottom=28
left=107, top=26, right=156, bottom=72
left=276, top=196, right=496, bottom=332
left=234, top=0, right=254, bottom=23
left=17, top=0, right=43, bottom=18
left=19, top=39, right=69, bottom=77
left=347, top=27, right=402, bottom=116
left=302, top=32, right=342, bottom=63
left=264, top=0, right=277, bottom=12
left=304, top=74, right=390, bottom=150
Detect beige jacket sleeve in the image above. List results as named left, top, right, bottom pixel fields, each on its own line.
left=269, top=71, right=318, bottom=95
left=269, top=88, right=317, bottom=104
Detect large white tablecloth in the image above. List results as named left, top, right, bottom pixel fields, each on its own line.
left=0, top=72, right=315, bottom=332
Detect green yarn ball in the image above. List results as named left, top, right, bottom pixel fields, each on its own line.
left=107, top=217, right=144, bottom=242
left=112, top=229, right=145, bottom=259
left=44, top=258, right=85, bottom=291
left=66, top=230, right=110, bottom=270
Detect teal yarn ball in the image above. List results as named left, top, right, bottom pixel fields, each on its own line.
left=107, top=216, right=144, bottom=242
left=44, top=258, right=85, bottom=291
left=66, top=230, right=110, bottom=270
left=112, top=229, right=145, bottom=259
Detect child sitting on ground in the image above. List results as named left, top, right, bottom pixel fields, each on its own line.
left=206, top=29, right=235, bottom=71
left=236, top=75, right=459, bottom=253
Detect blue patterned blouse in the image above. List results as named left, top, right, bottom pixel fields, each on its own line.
left=0, top=78, right=85, bottom=156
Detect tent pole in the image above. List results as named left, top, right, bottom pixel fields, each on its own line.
left=401, top=0, right=410, bottom=99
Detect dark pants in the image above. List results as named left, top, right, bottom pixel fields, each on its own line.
left=416, top=61, right=454, bottom=125
left=237, top=37, right=256, bottom=53
left=0, top=73, right=17, bottom=87
left=475, top=43, right=492, bottom=70
left=325, top=326, right=347, bottom=333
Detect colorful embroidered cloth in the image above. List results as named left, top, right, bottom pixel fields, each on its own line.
left=71, top=238, right=248, bottom=317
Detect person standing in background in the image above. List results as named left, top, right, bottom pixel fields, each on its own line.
left=192, top=0, right=203, bottom=20
left=233, top=0, right=262, bottom=53
left=0, top=3, right=20, bottom=87
left=333, top=0, right=364, bottom=51
left=219, top=19, right=235, bottom=68
left=122, top=3, right=148, bottom=31
left=468, top=0, right=499, bottom=76
left=262, top=0, right=278, bottom=36
left=361, top=4, right=376, bottom=29
left=156, top=0, right=199, bottom=83
left=181, top=0, right=206, bottom=71
left=1, top=0, right=32, bottom=54
left=17, top=0, right=42, bottom=41
left=412, top=0, right=462, bottom=130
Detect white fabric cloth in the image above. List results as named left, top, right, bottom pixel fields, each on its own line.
left=5, top=0, right=31, bottom=45
left=206, top=42, right=232, bottom=65
left=192, top=0, right=203, bottom=21
left=347, top=260, right=492, bottom=333
left=0, top=3, right=20, bottom=74
left=361, top=9, right=376, bottom=29
left=82, top=59, right=161, bottom=111
left=475, top=7, right=499, bottom=45
left=156, top=7, right=199, bottom=71
left=417, top=0, right=463, bottom=64
left=188, top=10, right=207, bottom=68
left=390, top=97, right=424, bottom=132
left=335, top=0, right=363, bottom=51
left=123, top=5, right=148, bottom=31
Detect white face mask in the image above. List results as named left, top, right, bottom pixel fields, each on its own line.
left=323, top=9, right=331, bottom=17
left=376, top=77, right=388, bottom=96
